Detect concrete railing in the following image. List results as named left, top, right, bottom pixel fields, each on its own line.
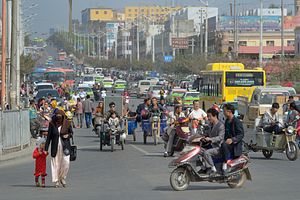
left=0, top=109, right=31, bottom=155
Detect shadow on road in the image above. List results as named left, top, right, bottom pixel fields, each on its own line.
left=153, top=185, right=228, bottom=191
left=248, top=156, right=284, bottom=161
left=10, top=184, right=56, bottom=188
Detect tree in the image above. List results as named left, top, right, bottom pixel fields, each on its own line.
left=269, top=4, right=279, bottom=9
left=20, top=54, right=37, bottom=77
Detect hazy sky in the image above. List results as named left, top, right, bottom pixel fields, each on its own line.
left=23, top=0, right=294, bottom=37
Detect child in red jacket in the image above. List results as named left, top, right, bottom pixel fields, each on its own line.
left=33, top=137, right=48, bottom=187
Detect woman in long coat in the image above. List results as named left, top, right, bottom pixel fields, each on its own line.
left=45, top=110, right=73, bottom=188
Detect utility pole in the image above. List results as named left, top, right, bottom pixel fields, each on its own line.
left=281, top=0, right=285, bottom=60
left=259, top=0, right=263, bottom=68
left=16, top=0, right=21, bottom=106
left=115, top=33, right=118, bottom=59
left=200, top=9, right=203, bottom=54
left=204, top=1, right=208, bottom=60
left=68, top=0, right=73, bottom=33
left=10, top=0, right=19, bottom=109
left=137, top=21, right=140, bottom=61
left=234, top=0, right=238, bottom=58
left=152, top=35, right=155, bottom=63
left=172, top=0, right=175, bottom=59
left=1, top=0, right=7, bottom=109
left=6, top=0, right=12, bottom=107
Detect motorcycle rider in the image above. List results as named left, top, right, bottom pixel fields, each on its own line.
left=164, top=105, right=186, bottom=157
left=93, top=101, right=105, bottom=132
left=221, top=104, right=244, bottom=171
left=261, top=103, right=281, bottom=134
left=106, top=102, right=120, bottom=121
left=285, top=102, right=299, bottom=128
left=149, top=97, right=164, bottom=115
left=136, top=98, right=151, bottom=123
left=197, top=108, right=225, bottom=175
left=188, top=100, right=208, bottom=121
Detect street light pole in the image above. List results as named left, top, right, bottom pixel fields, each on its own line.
left=281, top=0, right=285, bottom=60
left=259, top=0, right=263, bottom=67
left=1, top=0, right=7, bottom=109
left=204, top=1, right=208, bottom=59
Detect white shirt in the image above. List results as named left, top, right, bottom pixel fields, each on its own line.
left=72, top=94, right=79, bottom=102
left=188, top=108, right=207, bottom=120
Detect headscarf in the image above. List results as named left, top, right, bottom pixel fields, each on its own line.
left=51, top=109, right=71, bottom=135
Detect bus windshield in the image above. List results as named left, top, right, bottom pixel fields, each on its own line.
left=226, top=72, right=264, bottom=87
left=44, top=72, right=65, bottom=82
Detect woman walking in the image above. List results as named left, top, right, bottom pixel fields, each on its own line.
left=45, top=110, right=73, bottom=188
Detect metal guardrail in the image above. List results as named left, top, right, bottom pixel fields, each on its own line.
left=0, top=109, right=31, bottom=155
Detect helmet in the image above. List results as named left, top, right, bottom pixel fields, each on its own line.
left=212, top=104, right=221, bottom=113
left=65, top=111, right=73, bottom=120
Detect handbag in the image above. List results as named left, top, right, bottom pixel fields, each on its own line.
left=70, top=136, right=77, bottom=161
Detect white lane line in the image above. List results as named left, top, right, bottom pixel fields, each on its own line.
left=77, top=145, right=99, bottom=150
left=130, top=144, right=150, bottom=155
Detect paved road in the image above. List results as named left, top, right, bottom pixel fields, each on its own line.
left=0, top=97, right=299, bottom=200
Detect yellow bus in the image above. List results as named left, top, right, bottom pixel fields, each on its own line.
left=198, top=63, right=266, bottom=110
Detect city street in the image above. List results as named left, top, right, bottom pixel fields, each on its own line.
left=0, top=98, right=299, bottom=200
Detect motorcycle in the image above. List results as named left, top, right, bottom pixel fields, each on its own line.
left=245, top=116, right=299, bottom=161
left=151, top=112, right=161, bottom=145
left=169, top=139, right=252, bottom=191
left=106, top=119, right=126, bottom=152
left=162, top=117, right=192, bottom=156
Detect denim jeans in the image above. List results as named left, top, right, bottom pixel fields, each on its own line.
left=85, top=112, right=92, bottom=128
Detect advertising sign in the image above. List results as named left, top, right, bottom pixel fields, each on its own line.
left=171, top=38, right=189, bottom=49
left=106, top=23, right=118, bottom=50
left=164, top=55, right=173, bottom=63
left=219, top=16, right=281, bottom=31
left=284, top=16, right=300, bottom=30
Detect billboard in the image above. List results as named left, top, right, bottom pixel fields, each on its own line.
left=171, top=37, right=189, bottom=49
left=219, top=16, right=281, bottom=31
left=106, top=23, right=118, bottom=50
left=284, top=16, right=300, bottom=30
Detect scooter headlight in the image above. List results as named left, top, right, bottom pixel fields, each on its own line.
left=287, top=126, right=294, bottom=134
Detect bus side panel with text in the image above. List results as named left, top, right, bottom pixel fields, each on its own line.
left=199, top=63, right=266, bottom=110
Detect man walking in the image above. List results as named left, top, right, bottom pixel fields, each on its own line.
left=83, top=95, right=93, bottom=128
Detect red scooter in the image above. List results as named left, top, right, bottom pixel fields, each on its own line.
left=168, top=139, right=252, bottom=191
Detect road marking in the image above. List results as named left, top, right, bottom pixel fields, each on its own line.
left=77, top=145, right=99, bottom=150
left=130, top=144, right=150, bottom=155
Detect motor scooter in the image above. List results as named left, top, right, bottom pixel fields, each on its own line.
left=162, top=117, right=192, bottom=156
left=169, top=139, right=252, bottom=191
left=245, top=116, right=299, bottom=161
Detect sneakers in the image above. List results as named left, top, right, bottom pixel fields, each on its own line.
left=35, top=182, right=40, bottom=187
left=54, top=181, right=60, bottom=188
left=60, top=179, right=67, bottom=187
left=163, top=152, right=168, bottom=157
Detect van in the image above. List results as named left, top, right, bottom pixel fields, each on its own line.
left=82, top=75, right=95, bottom=87
left=250, top=87, right=296, bottom=105
left=146, top=77, right=159, bottom=85
left=137, top=80, right=152, bottom=98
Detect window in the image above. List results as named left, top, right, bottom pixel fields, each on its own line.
left=104, top=11, right=107, bottom=15
left=135, top=9, right=138, bottom=12
left=96, top=11, right=99, bottom=15
left=266, top=41, right=274, bottom=46
left=239, top=41, right=247, bottom=46
left=128, top=14, right=132, bottom=17
left=141, top=9, right=144, bottom=12
left=128, top=9, right=131, bottom=12
left=287, top=40, right=295, bottom=46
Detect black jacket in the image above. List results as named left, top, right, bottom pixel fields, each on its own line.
left=225, top=117, right=244, bottom=157
left=45, top=123, right=73, bottom=158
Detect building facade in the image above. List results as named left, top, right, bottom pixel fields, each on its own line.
left=124, top=6, right=181, bottom=22
left=82, top=8, right=117, bottom=24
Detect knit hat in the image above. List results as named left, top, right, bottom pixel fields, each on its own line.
left=36, top=137, right=46, bottom=147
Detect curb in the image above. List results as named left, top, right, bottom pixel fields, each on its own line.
left=0, top=139, right=35, bottom=166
